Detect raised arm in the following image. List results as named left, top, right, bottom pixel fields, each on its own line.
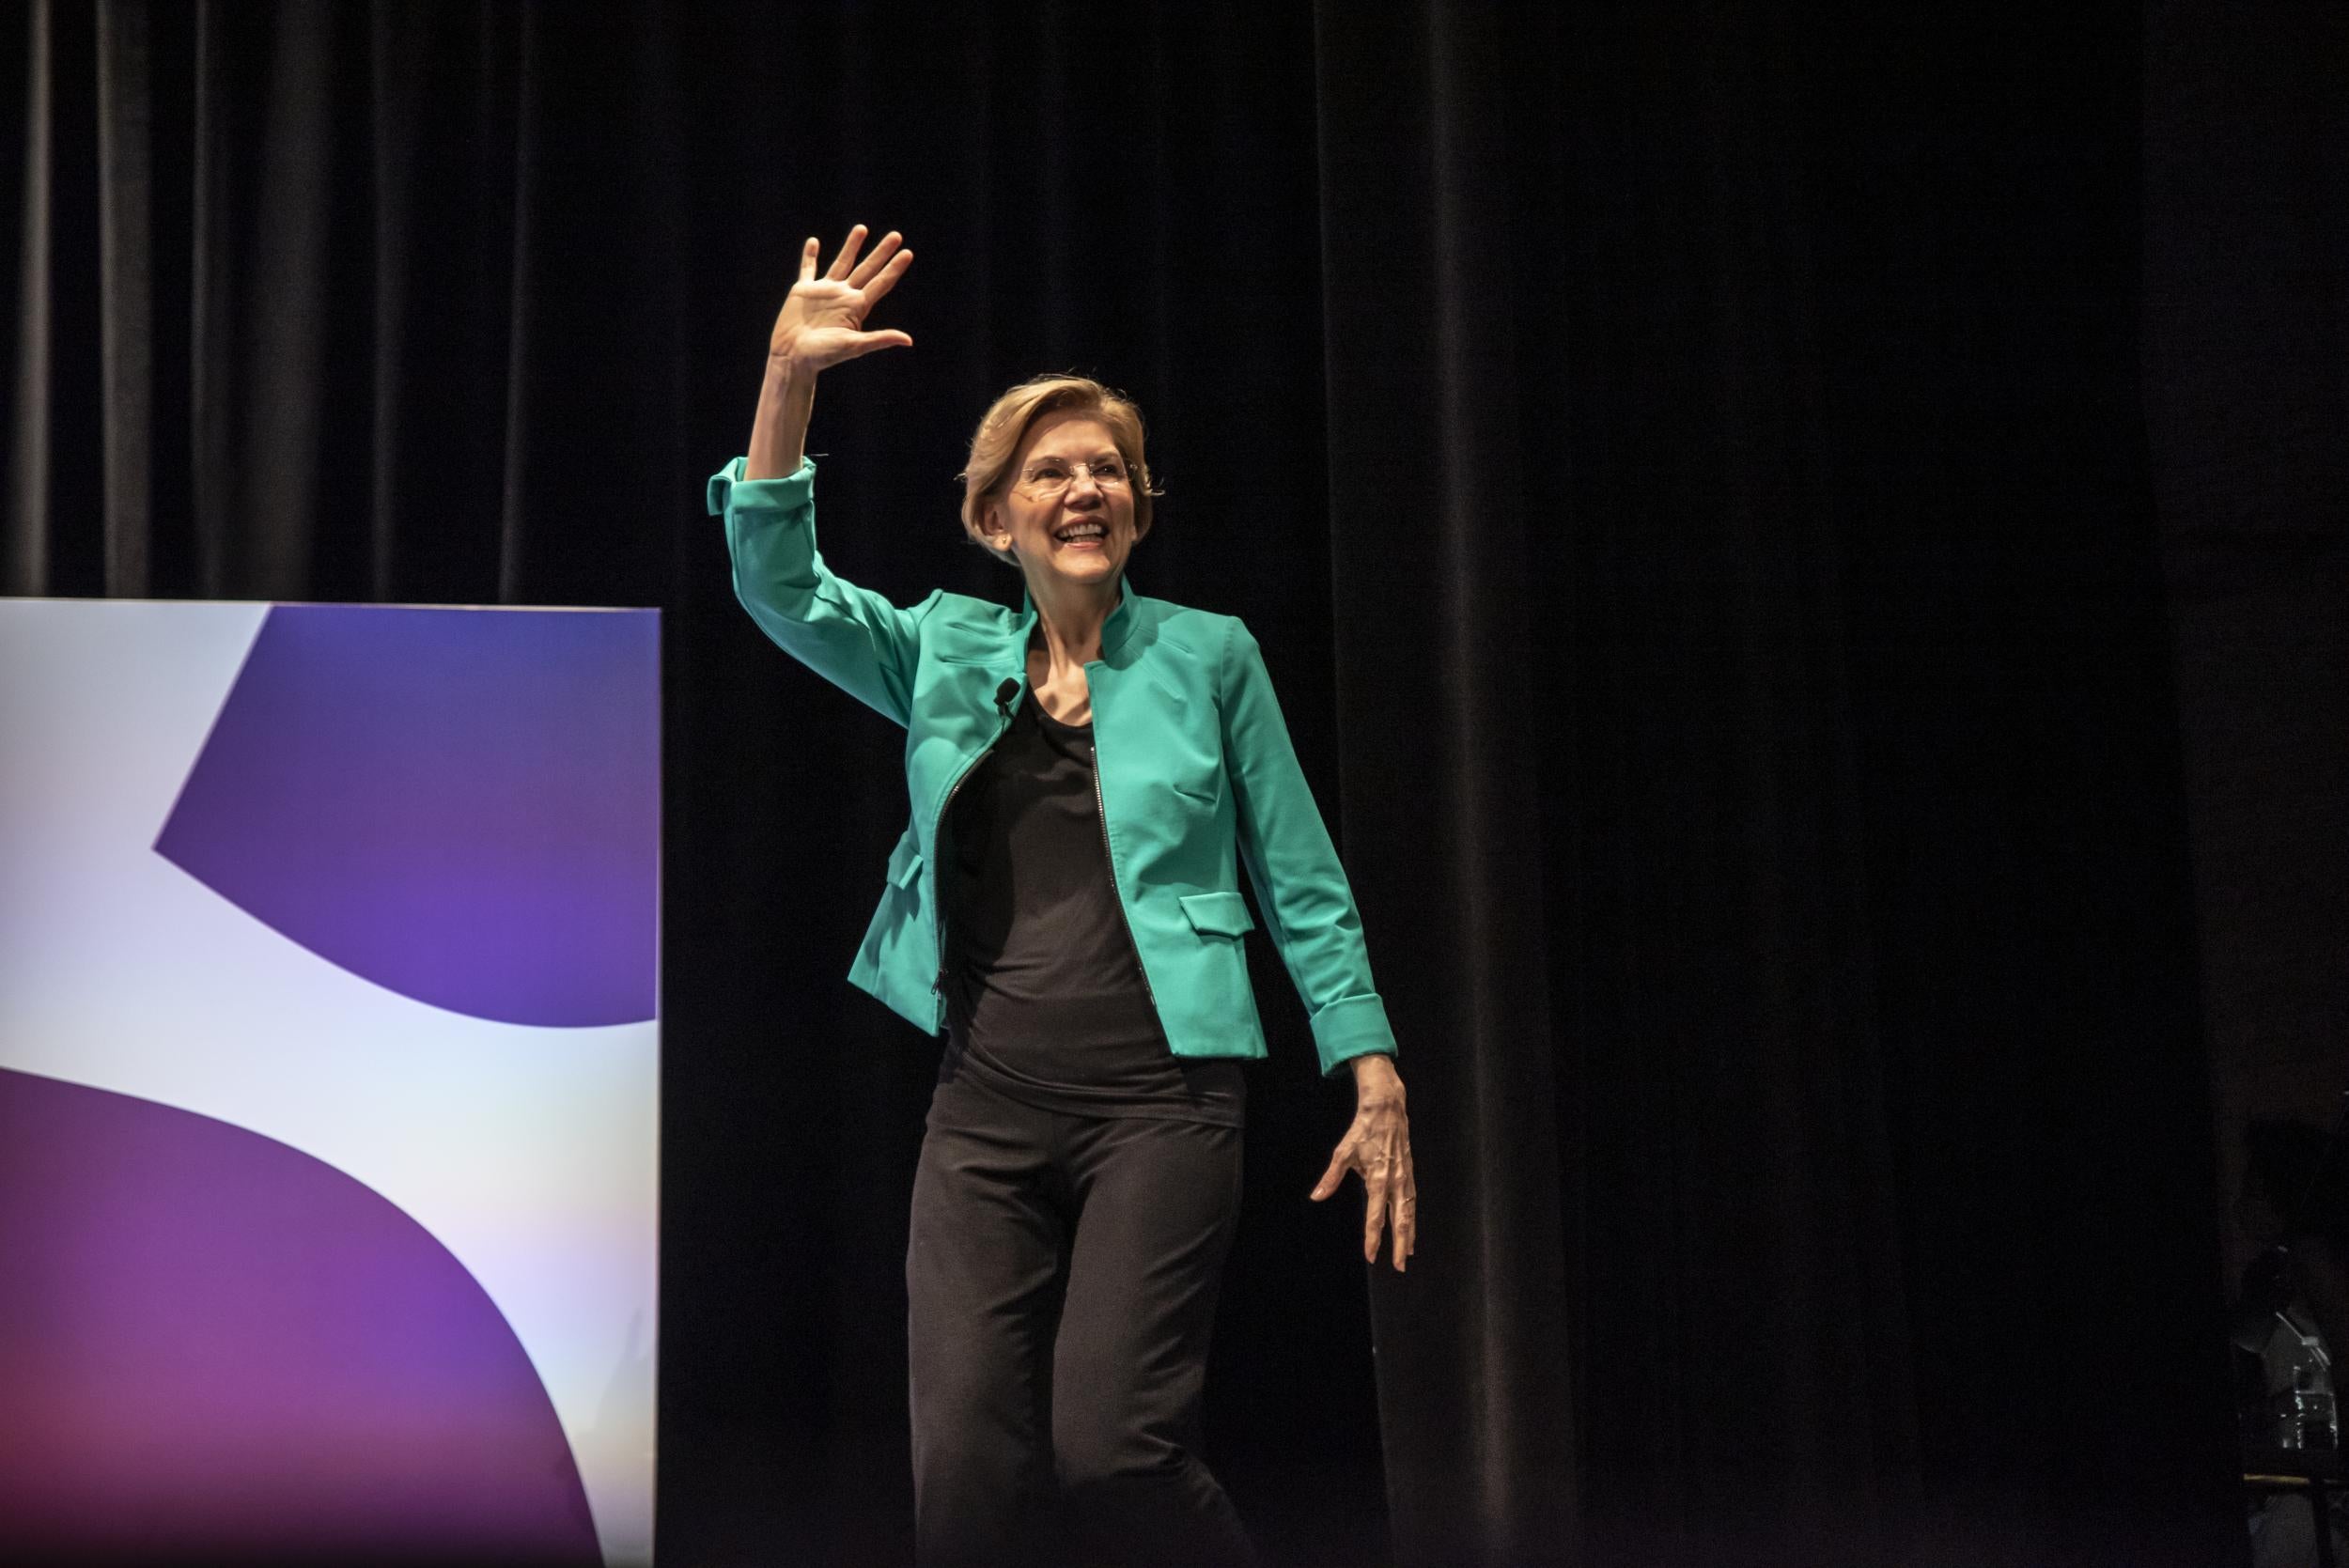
left=714, top=226, right=933, bottom=725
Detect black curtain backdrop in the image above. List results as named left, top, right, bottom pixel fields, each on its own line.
left=7, top=3, right=2301, bottom=1566
left=2143, top=0, right=2349, bottom=1291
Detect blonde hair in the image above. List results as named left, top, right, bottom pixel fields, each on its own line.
left=958, top=374, right=1161, bottom=565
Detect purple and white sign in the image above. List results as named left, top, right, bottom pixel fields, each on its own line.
left=0, top=600, right=660, bottom=1566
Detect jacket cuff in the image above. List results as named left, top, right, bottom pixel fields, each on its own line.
left=1310, top=994, right=1399, bottom=1077
left=707, top=455, right=816, bottom=516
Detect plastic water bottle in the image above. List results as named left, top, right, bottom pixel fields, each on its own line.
left=2275, top=1323, right=2337, bottom=1452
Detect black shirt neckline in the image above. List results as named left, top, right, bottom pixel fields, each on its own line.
left=1028, top=693, right=1092, bottom=733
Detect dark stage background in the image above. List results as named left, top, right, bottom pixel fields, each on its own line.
left=9, top=3, right=2342, bottom=1566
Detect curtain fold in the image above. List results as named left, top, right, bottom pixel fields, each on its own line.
left=1308, top=5, right=1941, bottom=1562
left=1312, top=3, right=1576, bottom=1562
left=94, top=0, right=148, bottom=592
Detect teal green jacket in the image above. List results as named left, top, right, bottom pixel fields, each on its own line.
left=708, top=456, right=1397, bottom=1077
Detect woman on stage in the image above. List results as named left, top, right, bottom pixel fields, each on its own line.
left=708, top=225, right=1416, bottom=1568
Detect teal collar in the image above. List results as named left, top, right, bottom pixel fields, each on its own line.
left=1015, top=573, right=1141, bottom=661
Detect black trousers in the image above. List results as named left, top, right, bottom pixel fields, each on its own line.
left=906, top=1063, right=1260, bottom=1568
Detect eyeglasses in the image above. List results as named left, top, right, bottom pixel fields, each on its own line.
left=1014, top=458, right=1131, bottom=498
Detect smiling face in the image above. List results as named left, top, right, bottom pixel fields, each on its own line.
left=982, top=411, right=1149, bottom=590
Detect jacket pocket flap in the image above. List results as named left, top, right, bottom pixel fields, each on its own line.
left=1178, top=890, right=1254, bottom=938
left=886, top=834, right=924, bottom=890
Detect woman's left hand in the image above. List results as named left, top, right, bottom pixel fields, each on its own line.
left=1312, top=1054, right=1416, bottom=1270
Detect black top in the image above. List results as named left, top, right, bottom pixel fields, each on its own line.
left=939, top=686, right=1245, bottom=1126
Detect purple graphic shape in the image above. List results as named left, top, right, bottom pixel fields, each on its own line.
left=155, top=605, right=658, bottom=1028
left=0, top=1068, right=601, bottom=1564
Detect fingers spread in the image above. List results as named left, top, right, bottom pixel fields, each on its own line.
left=846, top=231, right=904, bottom=289
left=825, top=224, right=869, bottom=280
left=798, top=237, right=820, bottom=283
left=861, top=247, right=914, bottom=303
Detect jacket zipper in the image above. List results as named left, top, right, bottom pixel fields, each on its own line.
left=1090, top=687, right=1159, bottom=1014
left=931, top=695, right=1019, bottom=1001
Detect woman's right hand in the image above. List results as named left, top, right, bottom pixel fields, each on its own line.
left=745, top=225, right=912, bottom=477
left=768, top=224, right=914, bottom=377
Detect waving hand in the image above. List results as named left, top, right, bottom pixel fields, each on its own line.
left=769, top=225, right=915, bottom=373
left=747, top=222, right=912, bottom=478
